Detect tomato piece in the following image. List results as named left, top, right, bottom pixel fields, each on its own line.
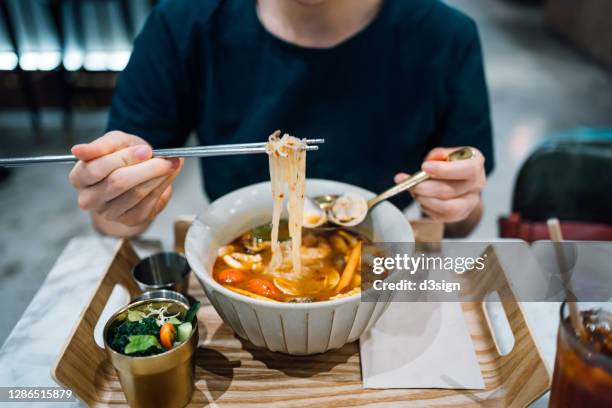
left=246, top=278, right=281, bottom=300
left=160, top=322, right=176, bottom=350
left=215, top=268, right=246, bottom=284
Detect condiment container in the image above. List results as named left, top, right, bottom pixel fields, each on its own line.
left=132, top=252, right=191, bottom=295
left=131, top=289, right=189, bottom=307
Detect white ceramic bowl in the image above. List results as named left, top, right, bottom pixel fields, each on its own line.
left=185, top=179, right=413, bottom=355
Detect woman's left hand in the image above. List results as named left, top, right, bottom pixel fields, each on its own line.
left=394, top=147, right=487, bottom=223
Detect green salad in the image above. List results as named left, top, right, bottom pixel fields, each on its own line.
left=108, top=302, right=200, bottom=357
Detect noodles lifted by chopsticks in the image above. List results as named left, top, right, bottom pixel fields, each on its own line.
left=265, top=130, right=306, bottom=276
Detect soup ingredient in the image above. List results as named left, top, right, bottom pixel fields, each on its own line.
left=302, top=197, right=327, bottom=228
left=223, top=254, right=246, bottom=269
left=242, top=223, right=284, bottom=253
left=265, top=131, right=307, bottom=276
left=215, top=268, right=245, bottom=284
left=221, top=252, right=263, bottom=271
left=246, top=278, right=281, bottom=300
left=338, top=230, right=358, bottom=247
left=124, top=335, right=162, bottom=355
left=329, top=193, right=368, bottom=226
left=217, top=245, right=235, bottom=257
left=336, top=241, right=362, bottom=293
left=177, top=322, right=193, bottom=342
left=329, top=234, right=350, bottom=254
left=325, top=269, right=341, bottom=289
left=243, top=236, right=271, bottom=253
left=300, top=237, right=332, bottom=264
left=250, top=220, right=290, bottom=241
left=273, top=274, right=328, bottom=297
left=273, top=277, right=305, bottom=296
left=159, top=322, right=177, bottom=350
left=231, top=253, right=263, bottom=269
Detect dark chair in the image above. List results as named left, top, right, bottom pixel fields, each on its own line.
left=499, top=129, right=612, bottom=241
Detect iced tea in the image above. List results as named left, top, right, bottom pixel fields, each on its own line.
left=549, top=303, right=612, bottom=407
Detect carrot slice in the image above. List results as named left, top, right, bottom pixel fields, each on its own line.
left=224, top=285, right=279, bottom=302
left=336, top=241, right=362, bottom=293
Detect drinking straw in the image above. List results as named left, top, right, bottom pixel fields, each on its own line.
left=547, top=218, right=585, bottom=338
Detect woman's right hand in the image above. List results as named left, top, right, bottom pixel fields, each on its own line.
left=69, top=131, right=183, bottom=236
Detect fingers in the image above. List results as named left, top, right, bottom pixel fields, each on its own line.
left=417, top=193, right=480, bottom=223
left=394, top=172, right=410, bottom=184
left=71, top=131, right=144, bottom=161
left=69, top=131, right=182, bottom=231
left=69, top=131, right=150, bottom=189
left=77, top=157, right=180, bottom=210
left=422, top=151, right=485, bottom=181
left=394, top=172, right=416, bottom=199
left=424, top=147, right=456, bottom=161
left=396, top=146, right=486, bottom=224
left=96, top=159, right=182, bottom=226
left=96, top=175, right=168, bottom=220
left=411, top=178, right=478, bottom=200
left=116, top=177, right=176, bottom=227
left=69, top=144, right=152, bottom=188
left=154, top=185, right=173, bottom=215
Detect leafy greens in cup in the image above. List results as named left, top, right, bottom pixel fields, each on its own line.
left=108, top=302, right=200, bottom=356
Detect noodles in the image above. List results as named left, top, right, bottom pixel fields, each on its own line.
left=265, top=131, right=307, bottom=276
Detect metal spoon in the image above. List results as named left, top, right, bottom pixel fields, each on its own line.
left=304, top=147, right=476, bottom=228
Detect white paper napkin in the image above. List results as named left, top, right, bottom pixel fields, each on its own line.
left=360, top=302, right=485, bottom=389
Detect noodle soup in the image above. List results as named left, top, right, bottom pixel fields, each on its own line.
left=213, top=223, right=366, bottom=302
left=185, top=179, right=414, bottom=354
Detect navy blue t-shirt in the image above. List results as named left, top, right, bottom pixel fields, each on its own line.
left=108, top=0, right=494, bottom=207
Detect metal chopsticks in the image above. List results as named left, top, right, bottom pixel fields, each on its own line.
left=0, top=139, right=324, bottom=167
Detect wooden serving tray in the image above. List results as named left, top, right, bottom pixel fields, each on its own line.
left=52, top=220, right=551, bottom=407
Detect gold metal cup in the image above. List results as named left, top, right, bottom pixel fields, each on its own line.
left=103, top=299, right=198, bottom=408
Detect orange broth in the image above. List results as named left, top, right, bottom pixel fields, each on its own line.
left=213, top=223, right=367, bottom=302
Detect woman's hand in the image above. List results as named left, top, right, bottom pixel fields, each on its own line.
left=69, top=131, right=183, bottom=237
left=395, top=147, right=486, bottom=235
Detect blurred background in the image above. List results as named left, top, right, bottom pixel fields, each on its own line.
left=0, top=0, right=611, bottom=343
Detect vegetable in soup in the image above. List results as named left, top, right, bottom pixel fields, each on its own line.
left=213, top=224, right=366, bottom=302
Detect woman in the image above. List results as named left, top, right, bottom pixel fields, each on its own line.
left=69, top=0, right=493, bottom=238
